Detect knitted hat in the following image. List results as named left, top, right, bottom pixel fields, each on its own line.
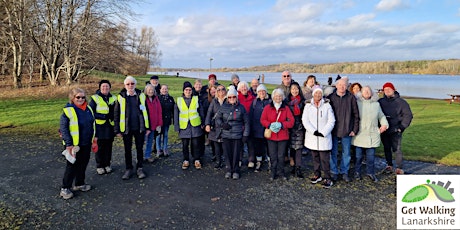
left=150, top=75, right=159, bottom=80
left=312, top=85, right=323, bottom=96
left=99, top=80, right=111, bottom=89
left=256, top=84, right=267, bottom=93
left=208, top=74, right=217, bottom=80
left=183, top=81, right=193, bottom=91
left=227, top=86, right=238, bottom=96
left=382, top=82, right=395, bottom=91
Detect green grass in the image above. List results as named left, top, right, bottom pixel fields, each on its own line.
left=1, top=74, right=459, bottom=166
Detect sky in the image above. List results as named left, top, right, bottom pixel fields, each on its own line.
left=130, top=0, right=460, bottom=69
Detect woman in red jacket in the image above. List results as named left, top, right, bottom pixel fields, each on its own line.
left=260, top=88, right=294, bottom=181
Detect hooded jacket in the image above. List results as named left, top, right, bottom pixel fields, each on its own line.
left=260, top=102, right=295, bottom=141
left=378, top=91, right=413, bottom=133
left=302, top=98, right=335, bottom=151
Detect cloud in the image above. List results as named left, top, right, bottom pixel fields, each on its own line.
left=375, top=0, right=407, bottom=11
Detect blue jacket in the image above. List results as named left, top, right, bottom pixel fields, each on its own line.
left=249, top=97, right=272, bottom=138
left=215, top=101, right=249, bottom=139
left=60, top=103, right=95, bottom=147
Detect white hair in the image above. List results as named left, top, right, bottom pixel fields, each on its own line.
left=272, top=88, right=285, bottom=100
left=237, top=81, right=249, bottom=91
left=124, top=76, right=137, bottom=85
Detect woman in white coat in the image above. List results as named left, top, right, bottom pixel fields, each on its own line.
left=352, top=86, right=388, bottom=182
left=302, top=86, right=335, bottom=188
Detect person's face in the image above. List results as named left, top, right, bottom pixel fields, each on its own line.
left=73, top=93, right=86, bottom=106
left=217, top=86, right=227, bottom=98
left=313, top=91, right=323, bottom=103
left=257, top=90, right=267, bottom=99
left=282, top=71, right=291, bottom=86
left=209, top=78, right=216, bottom=85
left=183, top=87, right=192, bottom=97
left=251, top=80, right=259, bottom=89
left=232, top=77, right=239, bottom=84
left=146, top=87, right=155, bottom=97
left=352, top=85, right=361, bottom=95
left=194, top=82, right=202, bottom=91
left=307, top=78, right=315, bottom=87
left=210, top=87, right=217, bottom=97
left=150, top=79, right=159, bottom=86
left=125, top=81, right=136, bottom=91
left=227, top=94, right=237, bottom=104
left=362, top=87, right=372, bottom=99
left=239, top=85, right=248, bottom=95
left=336, top=80, right=346, bottom=95
left=100, top=83, right=110, bottom=95
left=290, top=86, right=299, bottom=96
left=160, top=85, right=168, bottom=95
left=384, top=87, right=395, bottom=97
left=273, top=93, right=283, bottom=103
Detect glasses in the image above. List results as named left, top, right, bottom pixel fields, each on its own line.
left=125, top=83, right=135, bottom=86
left=75, top=96, right=86, bottom=100
left=283, top=75, right=291, bottom=78
left=217, top=88, right=226, bottom=91
left=227, top=96, right=236, bottom=99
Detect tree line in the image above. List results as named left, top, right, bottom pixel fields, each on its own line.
left=1, top=0, right=162, bottom=88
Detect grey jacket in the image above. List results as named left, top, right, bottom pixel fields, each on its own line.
left=173, top=96, right=205, bottom=138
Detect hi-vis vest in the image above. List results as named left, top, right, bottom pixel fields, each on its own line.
left=91, top=94, right=116, bottom=125
left=177, top=96, right=201, bottom=129
left=117, top=93, right=149, bottom=132
left=63, top=106, right=95, bottom=146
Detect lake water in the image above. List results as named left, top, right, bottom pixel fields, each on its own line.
left=150, top=71, right=460, bottom=99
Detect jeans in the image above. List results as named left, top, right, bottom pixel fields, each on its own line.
left=144, top=131, right=157, bottom=159
left=355, top=147, right=376, bottom=175
left=330, top=136, right=351, bottom=175
left=156, top=125, right=169, bottom=152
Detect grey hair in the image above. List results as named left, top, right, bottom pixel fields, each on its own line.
left=361, top=85, right=373, bottom=96
left=68, top=88, right=86, bottom=104
left=271, top=88, right=285, bottom=100
left=124, top=76, right=137, bottom=85
left=237, top=81, right=249, bottom=91
left=144, top=84, right=154, bottom=94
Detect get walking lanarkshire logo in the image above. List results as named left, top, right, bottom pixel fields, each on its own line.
left=397, top=175, right=460, bottom=229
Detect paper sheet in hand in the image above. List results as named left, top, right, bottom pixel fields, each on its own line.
left=61, top=146, right=79, bottom=164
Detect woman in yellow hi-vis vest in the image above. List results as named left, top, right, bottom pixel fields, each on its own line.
left=59, top=88, right=96, bottom=199
left=174, top=81, right=205, bottom=170
left=114, top=76, right=150, bottom=180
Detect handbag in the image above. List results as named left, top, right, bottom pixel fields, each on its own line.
left=264, top=111, right=281, bottom=139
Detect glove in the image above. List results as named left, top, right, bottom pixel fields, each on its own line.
left=313, top=130, right=324, bottom=137
left=91, top=140, right=98, bottom=153
left=269, top=122, right=282, bottom=133
left=242, top=136, right=248, bottom=143
left=222, top=123, right=231, bottom=130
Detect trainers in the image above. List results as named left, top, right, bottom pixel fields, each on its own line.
left=395, top=168, right=404, bottom=175
left=367, top=174, right=379, bottom=182
left=96, top=168, right=105, bottom=175
left=254, top=162, right=262, bottom=172
left=354, top=172, right=362, bottom=180
left=310, top=175, right=323, bottom=184
left=383, top=165, right=393, bottom=174
left=232, top=173, right=240, bottom=180
left=122, top=169, right=132, bottom=180
left=104, top=166, right=112, bottom=174
left=343, top=174, right=351, bottom=182
left=194, top=160, right=202, bottom=169
left=72, top=184, right=91, bottom=192
left=322, top=179, right=333, bottom=189
left=182, top=160, right=190, bottom=170
left=60, top=188, right=74, bottom=199
left=147, top=157, right=156, bottom=163
left=225, top=172, right=232, bottom=179
left=248, top=162, right=255, bottom=168
left=137, top=168, right=146, bottom=179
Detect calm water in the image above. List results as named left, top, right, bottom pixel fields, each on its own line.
left=150, top=71, right=460, bottom=99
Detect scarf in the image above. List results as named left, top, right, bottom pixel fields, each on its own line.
left=289, top=95, right=301, bottom=116
left=75, top=101, right=87, bottom=111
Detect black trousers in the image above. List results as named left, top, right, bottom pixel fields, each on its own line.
left=248, top=137, right=267, bottom=163
left=311, top=150, right=331, bottom=179
left=267, top=140, right=288, bottom=177
left=222, top=138, right=242, bottom=173
left=122, top=130, right=145, bottom=170
left=62, top=144, right=91, bottom=188
left=211, top=140, right=224, bottom=162
left=289, top=148, right=303, bottom=167
left=95, top=138, right=113, bottom=168
left=182, top=137, right=201, bottom=162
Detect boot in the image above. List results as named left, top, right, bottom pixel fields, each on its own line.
left=295, top=167, right=304, bottom=178
left=290, top=166, right=296, bottom=175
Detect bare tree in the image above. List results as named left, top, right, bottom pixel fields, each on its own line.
left=137, top=26, right=162, bottom=72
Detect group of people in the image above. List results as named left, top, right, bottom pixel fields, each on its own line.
left=59, top=71, right=413, bottom=199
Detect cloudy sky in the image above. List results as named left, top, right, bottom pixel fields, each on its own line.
left=131, top=0, right=460, bottom=69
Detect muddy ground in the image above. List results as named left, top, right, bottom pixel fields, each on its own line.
left=1, top=133, right=459, bottom=229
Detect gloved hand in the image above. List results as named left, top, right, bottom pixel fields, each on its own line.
left=269, top=122, right=282, bottom=133
left=313, top=130, right=324, bottom=137
left=242, top=136, right=248, bottom=143
left=222, top=123, right=231, bottom=130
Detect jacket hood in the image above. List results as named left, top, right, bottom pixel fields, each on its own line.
left=382, top=91, right=401, bottom=101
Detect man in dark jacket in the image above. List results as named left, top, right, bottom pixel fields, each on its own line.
left=378, top=82, right=413, bottom=175
left=327, top=78, right=360, bottom=182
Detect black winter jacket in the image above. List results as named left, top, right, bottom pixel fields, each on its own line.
left=378, top=91, right=413, bottom=133
left=215, top=102, right=249, bottom=139
left=327, top=90, right=360, bottom=137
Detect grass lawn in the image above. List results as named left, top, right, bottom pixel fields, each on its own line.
left=0, top=73, right=459, bottom=166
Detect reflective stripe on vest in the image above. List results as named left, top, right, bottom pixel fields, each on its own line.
left=63, top=106, right=96, bottom=146
left=91, top=94, right=116, bottom=125
left=177, top=96, right=201, bottom=129
left=118, top=93, right=149, bottom=132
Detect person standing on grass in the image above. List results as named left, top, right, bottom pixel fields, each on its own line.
left=114, top=76, right=150, bottom=180
left=378, top=82, right=413, bottom=175
left=302, top=86, right=335, bottom=189
left=352, top=86, right=388, bottom=182
left=144, top=84, right=163, bottom=163
left=89, top=80, right=116, bottom=175
left=327, top=78, right=360, bottom=183
left=156, top=84, right=175, bottom=157
left=205, top=85, right=227, bottom=169
left=60, top=88, right=96, bottom=199
left=174, top=81, right=205, bottom=170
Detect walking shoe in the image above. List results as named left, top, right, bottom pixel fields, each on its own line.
left=310, top=175, right=323, bottom=184
left=137, top=168, right=146, bottom=179
left=322, top=179, right=333, bottom=189
left=96, top=168, right=105, bottom=175
left=248, top=162, right=255, bottom=168
left=343, top=174, right=351, bottom=182
left=295, top=167, right=304, bottom=178
left=156, top=151, right=164, bottom=158
left=214, top=162, right=223, bottom=169
left=354, top=172, right=362, bottom=180
left=163, top=149, right=169, bottom=157
left=239, top=161, right=242, bottom=167
left=289, top=158, right=295, bottom=167
left=254, top=162, right=262, bottom=172
left=232, top=173, right=240, bottom=180
left=367, top=174, right=379, bottom=182
left=104, top=166, right=112, bottom=174
left=331, top=173, right=338, bottom=181
left=194, top=160, right=202, bottom=169
left=72, top=184, right=91, bottom=192
left=60, top=188, right=74, bottom=200
left=225, top=172, right=232, bottom=179
left=182, top=160, right=190, bottom=170
left=383, top=165, right=393, bottom=174
left=395, top=168, right=404, bottom=175
left=147, top=156, right=156, bottom=163
left=122, top=169, right=132, bottom=180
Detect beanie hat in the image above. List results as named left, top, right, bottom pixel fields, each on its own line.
left=183, top=81, right=193, bottom=91
left=256, top=84, right=267, bottom=93
left=227, top=86, right=238, bottom=97
left=208, top=74, right=217, bottom=80
left=99, top=80, right=111, bottom=89
left=150, top=75, right=159, bottom=80
left=231, top=74, right=239, bottom=81
left=312, top=85, right=323, bottom=96
left=382, top=82, right=395, bottom=91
